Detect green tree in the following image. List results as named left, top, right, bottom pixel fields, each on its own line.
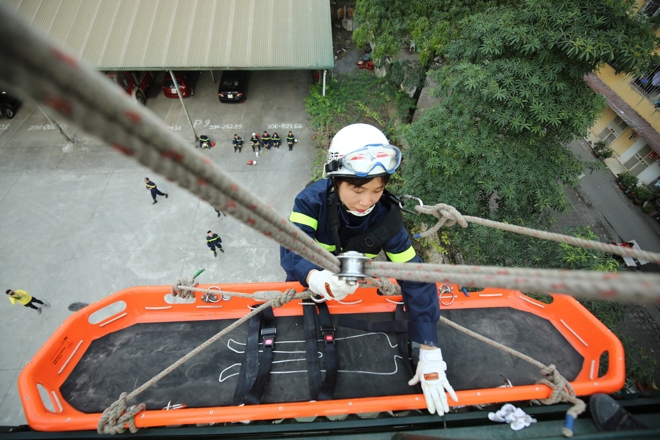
left=401, top=0, right=659, bottom=266
left=354, top=0, right=511, bottom=123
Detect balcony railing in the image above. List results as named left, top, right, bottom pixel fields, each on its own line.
left=629, top=66, right=660, bottom=107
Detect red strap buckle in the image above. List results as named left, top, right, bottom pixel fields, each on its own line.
left=264, top=338, right=274, bottom=347
left=325, top=335, right=334, bottom=343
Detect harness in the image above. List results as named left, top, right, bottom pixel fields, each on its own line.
left=325, top=186, right=403, bottom=256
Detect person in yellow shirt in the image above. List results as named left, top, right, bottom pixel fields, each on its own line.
left=6, top=289, right=49, bottom=314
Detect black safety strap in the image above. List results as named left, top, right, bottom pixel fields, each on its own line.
left=316, top=301, right=337, bottom=401
left=302, top=300, right=322, bottom=400
left=395, top=304, right=421, bottom=393
left=326, top=187, right=342, bottom=256
left=245, top=306, right=277, bottom=405
left=231, top=312, right=261, bottom=405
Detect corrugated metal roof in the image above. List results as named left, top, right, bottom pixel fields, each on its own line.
left=2, top=0, right=334, bottom=70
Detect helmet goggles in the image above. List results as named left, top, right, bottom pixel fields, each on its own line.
left=339, top=144, right=401, bottom=177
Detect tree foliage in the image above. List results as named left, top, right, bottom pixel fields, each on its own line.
left=400, top=0, right=659, bottom=267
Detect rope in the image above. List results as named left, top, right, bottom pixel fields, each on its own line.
left=0, top=6, right=340, bottom=275
left=365, top=260, right=660, bottom=305
left=359, top=276, right=402, bottom=296
left=97, top=393, right=145, bottom=435
left=439, top=316, right=584, bottom=437
left=2, top=5, right=660, bottom=303
left=415, top=203, right=660, bottom=264
left=96, top=288, right=308, bottom=434
left=171, top=277, right=196, bottom=299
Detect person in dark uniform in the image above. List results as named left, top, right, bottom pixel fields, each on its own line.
left=145, top=177, right=168, bottom=204
left=280, top=123, right=457, bottom=417
left=232, top=134, right=243, bottom=153
left=287, top=131, right=295, bottom=151
left=272, top=132, right=281, bottom=149
left=206, top=230, right=224, bottom=257
left=262, top=131, right=272, bottom=151
left=250, top=133, right=261, bottom=157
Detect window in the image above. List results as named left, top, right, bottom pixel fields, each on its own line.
left=641, top=0, right=660, bottom=17
left=598, top=116, right=628, bottom=145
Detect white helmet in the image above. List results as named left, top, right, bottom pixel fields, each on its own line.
left=323, top=123, right=401, bottom=178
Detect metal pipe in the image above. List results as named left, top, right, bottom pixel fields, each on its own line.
left=168, top=70, right=198, bottom=141
left=322, top=70, right=326, bottom=96
left=35, top=102, right=71, bottom=142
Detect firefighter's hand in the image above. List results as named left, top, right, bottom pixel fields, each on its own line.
left=408, top=348, right=458, bottom=416
left=307, top=270, right=358, bottom=301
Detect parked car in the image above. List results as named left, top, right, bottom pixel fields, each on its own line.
left=162, top=72, right=199, bottom=98
left=0, top=90, right=21, bottom=119
left=105, top=71, right=154, bottom=105
left=218, top=71, right=249, bottom=103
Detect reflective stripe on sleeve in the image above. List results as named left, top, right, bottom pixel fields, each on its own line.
left=289, top=212, right=318, bottom=230
left=386, top=246, right=416, bottom=263
left=315, top=239, right=335, bottom=252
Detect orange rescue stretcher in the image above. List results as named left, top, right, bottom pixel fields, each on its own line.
left=18, top=282, right=625, bottom=431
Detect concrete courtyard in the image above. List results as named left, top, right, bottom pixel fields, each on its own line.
left=0, top=69, right=316, bottom=425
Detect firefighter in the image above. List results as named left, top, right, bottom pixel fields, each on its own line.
left=287, top=131, right=295, bottom=151
left=232, top=134, right=243, bottom=153
left=280, top=123, right=457, bottom=416
left=250, top=133, right=261, bottom=157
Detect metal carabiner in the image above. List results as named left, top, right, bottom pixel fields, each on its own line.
left=399, top=195, right=424, bottom=215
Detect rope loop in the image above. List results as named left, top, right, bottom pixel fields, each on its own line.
left=414, top=203, right=468, bottom=238
left=97, top=392, right=146, bottom=435
left=270, top=289, right=298, bottom=308
left=171, top=277, right=196, bottom=299
left=534, top=365, right=586, bottom=437
left=360, top=276, right=401, bottom=296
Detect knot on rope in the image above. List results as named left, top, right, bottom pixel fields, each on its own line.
left=414, top=203, right=468, bottom=239
left=97, top=392, right=146, bottom=435
left=534, top=365, right=586, bottom=438
left=360, top=276, right=401, bottom=296
left=270, top=289, right=298, bottom=308
left=171, top=277, right=196, bottom=299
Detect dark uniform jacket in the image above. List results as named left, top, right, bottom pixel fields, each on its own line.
left=261, top=133, right=272, bottom=148
left=287, top=134, right=295, bottom=144
left=145, top=180, right=157, bottom=192
left=206, top=233, right=221, bottom=248
left=233, top=137, right=243, bottom=147
left=280, top=179, right=440, bottom=346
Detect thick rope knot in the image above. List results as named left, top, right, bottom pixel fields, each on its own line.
left=360, top=276, right=401, bottom=296
left=270, top=289, right=298, bottom=308
left=97, top=392, right=146, bottom=435
left=534, top=365, right=586, bottom=437
left=414, top=203, right=468, bottom=238
left=171, top=277, right=196, bottom=299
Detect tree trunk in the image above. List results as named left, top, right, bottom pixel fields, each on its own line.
left=405, top=85, right=424, bottom=124
left=404, top=56, right=434, bottom=125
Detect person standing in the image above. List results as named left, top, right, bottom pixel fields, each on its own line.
left=287, top=131, right=295, bottom=151
left=6, top=289, right=50, bottom=314
left=250, top=133, right=261, bottom=157
left=145, top=178, right=168, bottom=204
left=206, top=230, right=224, bottom=257
left=272, top=132, right=281, bottom=149
left=232, top=134, right=243, bottom=153
left=262, top=131, right=272, bottom=151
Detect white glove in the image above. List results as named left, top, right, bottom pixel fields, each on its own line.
left=308, top=270, right=358, bottom=301
left=408, top=348, right=458, bottom=415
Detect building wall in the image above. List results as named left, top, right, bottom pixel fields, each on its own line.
left=597, top=64, right=660, bottom=133
left=590, top=107, right=615, bottom=136
left=610, top=127, right=638, bottom=156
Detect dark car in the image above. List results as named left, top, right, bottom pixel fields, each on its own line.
left=163, top=72, right=199, bottom=98
left=218, top=71, right=249, bottom=103
left=0, top=91, right=21, bottom=119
